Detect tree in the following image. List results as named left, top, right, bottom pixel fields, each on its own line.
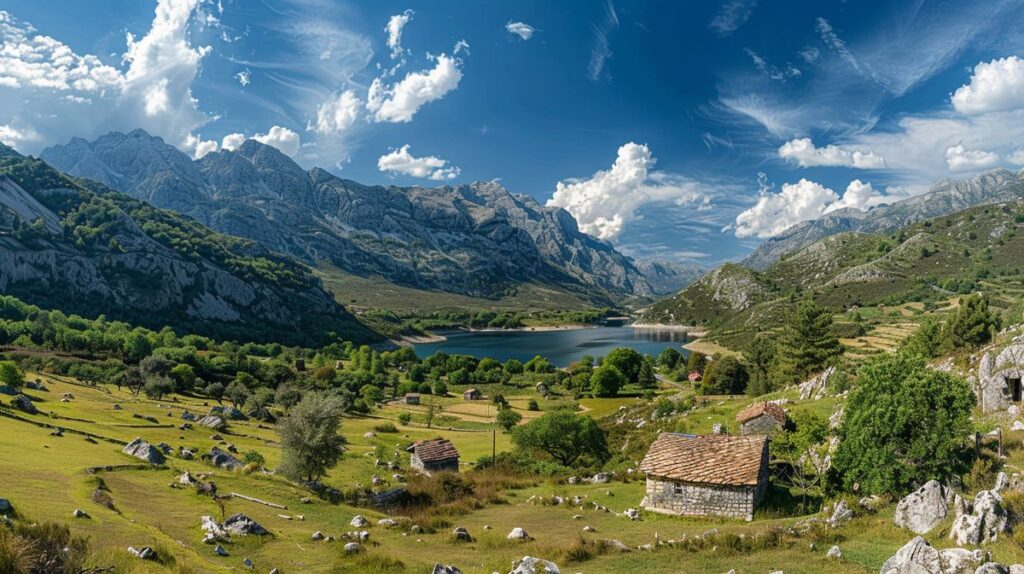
left=205, top=381, right=225, bottom=403
left=118, top=366, right=145, bottom=396
left=899, top=316, right=945, bottom=358
left=448, top=368, right=471, bottom=386
left=524, top=355, right=553, bottom=373
left=686, top=352, right=708, bottom=375
left=772, top=411, right=828, bottom=512
left=274, top=385, right=303, bottom=409
left=527, top=399, right=540, bottom=411
left=638, top=356, right=657, bottom=389
left=245, top=387, right=275, bottom=419
left=277, top=393, right=347, bottom=482
left=0, top=361, right=24, bottom=390
left=360, top=384, right=384, bottom=405
left=745, top=335, right=777, bottom=396
left=397, top=412, right=412, bottom=426
left=590, top=365, right=625, bottom=397
left=775, top=297, right=842, bottom=383
left=503, top=359, right=524, bottom=374
left=512, top=411, right=608, bottom=466
left=432, top=380, right=448, bottom=396
left=143, top=376, right=174, bottom=400
left=225, top=380, right=250, bottom=407
left=657, top=347, right=683, bottom=371
left=832, top=353, right=975, bottom=495
left=698, top=355, right=749, bottom=395
left=604, top=348, right=643, bottom=383
left=496, top=407, right=523, bottom=432
left=168, top=363, right=196, bottom=392
left=947, top=294, right=999, bottom=350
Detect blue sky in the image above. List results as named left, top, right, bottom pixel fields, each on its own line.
left=2, top=1, right=1024, bottom=265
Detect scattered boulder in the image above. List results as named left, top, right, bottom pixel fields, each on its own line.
left=880, top=536, right=940, bottom=573
left=364, top=432, right=376, bottom=438
left=894, top=480, right=947, bottom=534
left=11, top=394, right=37, bottom=414
left=112, top=404, right=122, bottom=410
left=827, top=499, right=854, bottom=527
left=0, top=385, right=15, bottom=395
left=507, top=527, right=531, bottom=541
left=452, top=527, right=472, bottom=542
left=976, top=564, right=1009, bottom=574
left=128, top=546, right=155, bottom=560
left=209, top=447, right=242, bottom=470
left=122, top=438, right=166, bottom=464
left=827, top=545, right=841, bottom=559
left=311, top=531, right=325, bottom=541
left=72, top=509, right=89, bottom=519
left=343, top=542, right=361, bottom=554
left=432, top=565, right=463, bottom=574
left=1013, top=421, right=1024, bottom=432
left=939, top=547, right=986, bottom=573
left=624, top=508, right=640, bottom=521
left=201, top=516, right=228, bottom=539
left=591, top=472, right=611, bottom=484
left=224, top=514, right=268, bottom=536
left=378, top=518, right=398, bottom=528
left=196, top=415, right=226, bottom=430
left=242, top=558, right=254, bottom=570
left=602, top=539, right=630, bottom=553
left=509, top=556, right=560, bottom=574
left=582, top=526, right=595, bottom=532
left=350, top=515, right=369, bottom=528
left=213, top=545, right=229, bottom=557
left=950, top=490, right=1008, bottom=546
left=0, top=498, right=12, bottom=514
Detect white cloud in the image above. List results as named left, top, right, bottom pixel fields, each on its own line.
left=235, top=69, right=250, bottom=87
left=587, top=0, right=618, bottom=82
left=221, top=132, right=246, bottom=151
left=377, top=145, right=460, bottom=180
left=952, top=56, right=1024, bottom=115
left=734, top=178, right=884, bottom=238
left=184, top=132, right=218, bottom=159
left=546, top=142, right=714, bottom=240
left=385, top=9, right=414, bottom=59
left=0, top=123, right=36, bottom=147
left=709, top=0, right=757, bottom=36
left=1009, top=149, right=1024, bottom=165
left=366, top=53, right=462, bottom=123
left=945, top=143, right=1000, bottom=171
left=778, top=137, right=886, bottom=169
left=505, top=21, right=536, bottom=41
left=310, top=89, right=362, bottom=134
left=253, top=125, right=301, bottom=157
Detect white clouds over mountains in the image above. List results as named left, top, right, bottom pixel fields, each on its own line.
left=377, top=145, right=460, bottom=180
left=733, top=178, right=884, bottom=239
left=952, top=56, right=1024, bottom=115
left=778, top=138, right=886, bottom=169
left=367, top=53, right=463, bottom=123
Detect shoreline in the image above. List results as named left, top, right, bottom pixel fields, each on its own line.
left=631, top=323, right=708, bottom=337
left=392, top=322, right=595, bottom=347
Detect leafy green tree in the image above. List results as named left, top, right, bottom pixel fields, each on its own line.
left=205, top=381, right=225, bottom=403
left=245, top=387, right=275, bottom=419
left=899, top=316, right=945, bottom=358
left=638, top=355, right=657, bottom=389
left=524, top=355, right=554, bottom=373
left=603, top=348, right=643, bottom=383
left=503, top=359, right=524, bottom=374
left=360, top=384, right=384, bottom=405
left=274, top=385, right=303, bottom=409
left=590, top=364, right=625, bottom=397
left=225, top=380, right=250, bottom=408
left=0, top=361, right=24, bottom=390
left=448, top=368, right=471, bottom=386
left=686, top=352, right=708, bottom=375
left=832, top=353, right=975, bottom=495
left=432, top=380, right=448, bottom=396
left=947, top=294, right=999, bottom=350
left=496, top=407, right=523, bottom=432
left=277, top=393, right=347, bottom=482
left=397, top=412, right=412, bottom=425
left=775, top=297, right=842, bottom=383
left=143, top=376, right=174, bottom=400
left=512, top=411, right=608, bottom=466
left=745, top=335, right=777, bottom=396
left=657, top=347, right=683, bottom=370
left=168, top=363, right=196, bottom=392
left=772, top=411, right=828, bottom=511
left=698, top=355, right=749, bottom=394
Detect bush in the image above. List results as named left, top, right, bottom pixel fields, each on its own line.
left=527, top=399, right=540, bottom=411
left=397, top=412, right=412, bottom=426
left=373, top=422, right=399, bottom=433
left=590, top=365, right=624, bottom=397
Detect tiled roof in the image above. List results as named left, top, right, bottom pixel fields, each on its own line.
left=639, top=433, right=768, bottom=486
left=413, top=438, right=459, bottom=463
left=735, top=402, right=787, bottom=425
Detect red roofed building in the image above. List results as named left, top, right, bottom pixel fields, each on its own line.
left=688, top=371, right=703, bottom=383
left=408, top=438, right=460, bottom=475
left=639, top=432, right=769, bottom=520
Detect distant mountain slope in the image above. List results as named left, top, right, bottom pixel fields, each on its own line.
left=42, top=130, right=689, bottom=303
left=741, top=169, right=1024, bottom=270
left=0, top=150, right=375, bottom=346
left=644, top=197, right=1024, bottom=348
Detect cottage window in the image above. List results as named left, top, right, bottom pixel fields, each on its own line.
left=672, top=483, right=683, bottom=495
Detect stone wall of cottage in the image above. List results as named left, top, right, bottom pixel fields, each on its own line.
left=740, top=414, right=778, bottom=435
left=411, top=455, right=459, bottom=475
left=642, top=479, right=758, bottom=520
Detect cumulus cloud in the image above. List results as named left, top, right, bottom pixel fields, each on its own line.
left=0, top=123, right=37, bottom=148
left=1009, top=149, right=1024, bottom=165
left=778, top=137, right=886, bottom=169
left=505, top=21, right=536, bottom=40
left=945, top=143, right=1000, bottom=171
left=734, top=178, right=883, bottom=238
left=546, top=142, right=714, bottom=240
left=367, top=53, right=462, bottom=123
left=253, top=125, right=301, bottom=157
left=221, top=132, right=246, bottom=151
left=0, top=1, right=211, bottom=153
left=184, top=132, right=218, bottom=159
left=952, top=56, right=1024, bottom=115
left=385, top=9, right=414, bottom=59
left=310, top=89, right=362, bottom=135
left=377, top=145, right=460, bottom=180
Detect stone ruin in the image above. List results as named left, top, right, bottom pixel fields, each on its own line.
left=975, top=342, right=1024, bottom=413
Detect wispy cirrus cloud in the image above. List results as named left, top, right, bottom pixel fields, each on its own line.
left=587, top=0, right=619, bottom=81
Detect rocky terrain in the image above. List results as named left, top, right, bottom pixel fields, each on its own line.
left=742, top=169, right=1024, bottom=270
left=0, top=150, right=373, bottom=346
left=42, top=131, right=691, bottom=303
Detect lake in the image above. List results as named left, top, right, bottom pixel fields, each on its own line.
left=413, top=326, right=690, bottom=366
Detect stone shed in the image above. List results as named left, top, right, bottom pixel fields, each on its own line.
left=404, top=393, right=420, bottom=405
left=463, top=388, right=481, bottom=400
left=408, top=438, right=460, bottom=475
left=735, top=402, right=787, bottom=435
left=639, top=433, right=769, bottom=521
left=976, top=342, right=1024, bottom=412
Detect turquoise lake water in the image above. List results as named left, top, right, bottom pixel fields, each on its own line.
left=413, top=326, right=690, bottom=366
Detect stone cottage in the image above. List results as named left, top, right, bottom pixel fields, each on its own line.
left=463, top=388, right=482, bottom=400
left=638, top=432, right=769, bottom=521
left=404, top=393, right=420, bottom=405
left=735, top=402, right=787, bottom=435
left=975, top=342, right=1024, bottom=412
left=408, top=438, right=460, bottom=475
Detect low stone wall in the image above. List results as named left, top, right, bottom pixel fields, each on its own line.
left=642, top=478, right=762, bottom=520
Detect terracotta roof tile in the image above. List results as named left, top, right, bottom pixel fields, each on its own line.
left=412, top=438, right=459, bottom=463
left=639, top=433, right=767, bottom=486
left=735, top=402, right=787, bottom=425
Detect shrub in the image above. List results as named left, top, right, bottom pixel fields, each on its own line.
left=373, top=422, right=399, bottom=433
left=397, top=412, right=412, bottom=426
left=527, top=399, right=540, bottom=411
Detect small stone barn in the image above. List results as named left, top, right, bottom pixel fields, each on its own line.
left=463, top=388, right=482, bottom=400
left=408, top=438, right=460, bottom=475
left=404, top=393, right=420, bottom=405
left=976, top=343, right=1024, bottom=412
left=639, top=433, right=769, bottom=521
left=735, top=402, right=787, bottom=435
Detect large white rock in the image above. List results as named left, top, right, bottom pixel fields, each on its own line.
left=880, top=537, right=942, bottom=574
left=122, top=438, right=166, bottom=464
left=894, top=481, right=948, bottom=534
left=509, top=556, right=560, bottom=574
left=950, top=490, right=1008, bottom=546
left=507, top=527, right=530, bottom=541
left=937, top=547, right=985, bottom=574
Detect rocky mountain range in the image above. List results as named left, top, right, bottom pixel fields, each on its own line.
left=0, top=147, right=374, bottom=346
left=41, top=130, right=693, bottom=304
left=741, top=168, right=1024, bottom=270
